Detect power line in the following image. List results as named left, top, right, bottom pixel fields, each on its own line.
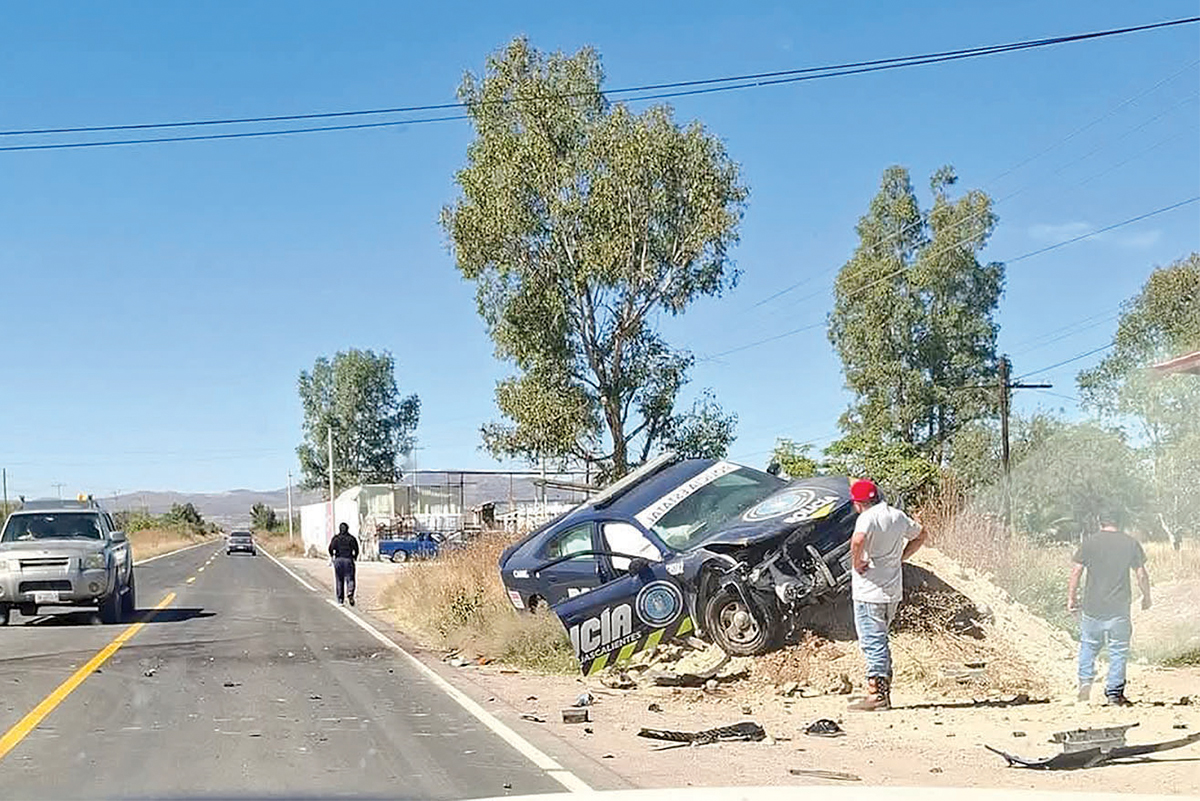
left=1015, top=342, right=1116, bottom=380
left=2, top=16, right=1196, bottom=151
left=739, top=58, right=1199, bottom=318
left=701, top=195, right=1199, bottom=361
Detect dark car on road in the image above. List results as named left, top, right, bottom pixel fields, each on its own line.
left=226, top=530, right=257, bottom=556
left=498, top=453, right=858, bottom=674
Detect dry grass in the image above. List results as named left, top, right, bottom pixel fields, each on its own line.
left=128, top=527, right=212, bottom=562
left=253, top=530, right=306, bottom=557
left=379, top=531, right=577, bottom=673
left=1143, top=539, right=1200, bottom=583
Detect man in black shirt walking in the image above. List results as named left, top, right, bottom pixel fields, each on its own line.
left=1067, top=516, right=1151, bottom=705
left=328, top=522, right=360, bottom=606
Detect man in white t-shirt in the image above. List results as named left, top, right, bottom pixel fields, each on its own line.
left=846, top=478, right=926, bottom=711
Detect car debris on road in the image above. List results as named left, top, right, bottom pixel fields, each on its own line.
left=987, top=723, right=1200, bottom=770
left=637, top=721, right=767, bottom=747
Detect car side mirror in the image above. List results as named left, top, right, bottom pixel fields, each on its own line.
left=111, top=530, right=127, bottom=543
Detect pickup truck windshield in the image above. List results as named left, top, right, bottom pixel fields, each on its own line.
left=650, top=467, right=784, bottom=550
left=2, top=512, right=103, bottom=542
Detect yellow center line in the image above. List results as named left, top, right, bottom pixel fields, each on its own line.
left=198, top=566, right=205, bottom=572
left=0, top=592, right=177, bottom=762
left=186, top=577, right=196, bottom=583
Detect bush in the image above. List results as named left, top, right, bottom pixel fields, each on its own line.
left=380, top=532, right=577, bottom=672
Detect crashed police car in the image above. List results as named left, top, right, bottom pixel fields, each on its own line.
left=499, top=452, right=857, bottom=675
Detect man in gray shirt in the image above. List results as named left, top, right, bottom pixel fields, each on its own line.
left=1068, top=516, right=1151, bottom=705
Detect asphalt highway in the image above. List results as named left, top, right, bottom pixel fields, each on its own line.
left=0, top=542, right=567, bottom=799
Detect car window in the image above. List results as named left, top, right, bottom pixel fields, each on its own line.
left=602, top=522, right=662, bottom=571
left=543, top=523, right=593, bottom=560
left=1, top=512, right=104, bottom=542
left=650, top=467, right=783, bottom=550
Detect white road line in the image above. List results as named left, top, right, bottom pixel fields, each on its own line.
left=259, top=548, right=318, bottom=592
left=321, top=599, right=592, bottom=794
left=261, top=551, right=590, bottom=793
left=133, top=540, right=213, bottom=566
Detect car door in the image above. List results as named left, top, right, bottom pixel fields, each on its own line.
left=538, top=522, right=603, bottom=606
left=551, top=558, right=694, bottom=676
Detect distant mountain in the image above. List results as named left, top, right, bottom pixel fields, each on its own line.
left=106, top=472, right=591, bottom=529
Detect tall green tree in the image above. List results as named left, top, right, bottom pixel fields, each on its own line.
left=250, top=502, right=277, bottom=531
left=827, top=165, right=1004, bottom=491
left=441, top=38, right=745, bottom=478
left=296, top=349, right=420, bottom=494
left=1078, top=253, right=1200, bottom=542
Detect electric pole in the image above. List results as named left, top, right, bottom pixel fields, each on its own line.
left=327, top=426, right=336, bottom=537
left=286, top=470, right=295, bottom=544
left=52, top=482, right=66, bottom=500
left=997, top=354, right=1052, bottom=535
left=2, top=468, right=8, bottom=517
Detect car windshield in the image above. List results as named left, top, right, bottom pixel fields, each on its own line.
left=2, top=512, right=103, bottom=542
left=649, top=467, right=784, bottom=550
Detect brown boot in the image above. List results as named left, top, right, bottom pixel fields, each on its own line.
left=848, top=676, right=891, bottom=711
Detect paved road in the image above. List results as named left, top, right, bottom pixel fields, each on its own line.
left=0, top=542, right=566, bottom=799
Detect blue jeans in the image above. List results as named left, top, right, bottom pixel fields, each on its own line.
left=854, top=600, right=900, bottom=678
left=1078, top=614, right=1131, bottom=697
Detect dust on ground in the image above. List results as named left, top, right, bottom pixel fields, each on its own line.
left=285, top=549, right=1200, bottom=795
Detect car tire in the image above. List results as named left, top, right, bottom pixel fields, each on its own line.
left=0, top=604, right=9, bottom=626
left=702, top=586, right=780, bottom=657
left=390, top=550, right=409, bottom=563
left=99, top=586, right=123, bottom=625
left=121, top=573, right=136, bottom=619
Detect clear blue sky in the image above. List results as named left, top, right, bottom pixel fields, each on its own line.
left=2, top=1, right=1197, bottom=497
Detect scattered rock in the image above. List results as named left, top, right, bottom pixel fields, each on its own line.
left=143, top=668, right=157, bottom=678
left=1177, top=696, right=1192, bottom=706
left=448, top=657, right=468, bottom=668
left=600, top=672, right=636, bottom=690
left=223, top=681, right=241, bottom=688
left=1173, top=723, right=1188, bottom=730
left=704, top=679, right=719, bottom=693
left=828, top=674, right=853, bottom=695
left=519, top=713, right=546, bottom=724
left=930, top=767, right=943, bottom=774
left=648, top=703, right=663, bottom=713
left=1012, top=731, right=1026, bottom=738
left=778, top=681, right=800, bottom=697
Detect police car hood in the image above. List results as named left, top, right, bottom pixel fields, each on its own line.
left=694, top=475, right=852, bottom=548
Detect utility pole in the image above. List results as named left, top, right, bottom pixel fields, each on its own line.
left=997, top=354, right=1052, bottom=535
left=52, top=482, right=66, bottom=500
left=286, top=470, right=295, bottom=544
left=3, top=468, right=8, bottom=517
left=327, top=426, right=336, bottom=539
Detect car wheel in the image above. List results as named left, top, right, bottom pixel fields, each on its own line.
left=0, top=604, right=9, bottom=626
left=702, top=586, right=779, bottom=657
left=99, top=587, right=123, bottom=625
left=390, top=550, right=409, bottom=563
left=121, top=573, right=136, bottom=619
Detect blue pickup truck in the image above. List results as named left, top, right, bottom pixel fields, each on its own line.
left=378, top=532, right=441, bottom=563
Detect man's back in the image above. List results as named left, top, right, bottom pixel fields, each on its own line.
left=1074, top=528, right=1145, bottom=618
left=329, top=532, right=359, bottom=560
left=852, top=501, right=920, bottom=603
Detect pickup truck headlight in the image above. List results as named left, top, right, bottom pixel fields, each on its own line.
left=0, top=559, right=15, bottom=572
left=82, top=553, right=107, bottom=570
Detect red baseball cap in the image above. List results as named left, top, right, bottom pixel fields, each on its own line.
left=850, top=479, right=879, bottom=503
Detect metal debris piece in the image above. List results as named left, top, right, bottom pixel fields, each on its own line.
left=638, top=721, right=766, bottom=746
left=804, top=719, right=845, bottom=738
left=573, top=692, right=594, bottom=707
left=562, top=708, right=590, bottom=724
left=788, top=768, right=861, bottom=782
left=987, top=726, right=1200, bottom=770
left=519, top=713, right=546, bottom=723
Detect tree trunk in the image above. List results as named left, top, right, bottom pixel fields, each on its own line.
left=603, top=396, right=629, bottom=478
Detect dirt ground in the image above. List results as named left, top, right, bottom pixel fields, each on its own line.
left=285, top=554, right=1200, bottom=796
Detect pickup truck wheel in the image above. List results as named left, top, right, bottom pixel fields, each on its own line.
left=703, top=586, right=779, bottom=656
left=389, top=550, right=409, bottom=563
left=99, top=585, right=123, bottom=625
left=121, top=573, right=137, bottom=619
